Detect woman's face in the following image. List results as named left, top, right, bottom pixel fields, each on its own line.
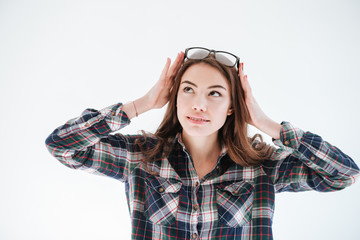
left=176, top=63, right=232, bottom=138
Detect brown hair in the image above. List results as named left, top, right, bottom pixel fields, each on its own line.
left=136, top=56, right=274, bottom=167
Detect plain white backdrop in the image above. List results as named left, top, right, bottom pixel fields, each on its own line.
left=1, top=0, right=359, bottom=239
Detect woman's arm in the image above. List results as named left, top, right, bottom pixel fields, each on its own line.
left=263, top=121, right=360, bottom=192
left=45, top=102, right=145, bottom=182
left=238, top=62, right=360, bottom=192
left=45, top=52, right=185, bottom=182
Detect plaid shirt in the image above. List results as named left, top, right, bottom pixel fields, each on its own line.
left=45, top=102, right=359, bottom=240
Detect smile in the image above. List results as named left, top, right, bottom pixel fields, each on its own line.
left=187, top=116, right=210, bottom=123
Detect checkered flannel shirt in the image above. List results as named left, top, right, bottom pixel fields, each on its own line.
left=45, top=102, right=360, bottom=240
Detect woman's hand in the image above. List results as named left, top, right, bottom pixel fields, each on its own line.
left=145, top=52, right=184, bottom=109
left=238, top=62, right=266, bottom=127
left=238, top=63, right=282, bottom=139
left=122, top=52, right=184, bottom=119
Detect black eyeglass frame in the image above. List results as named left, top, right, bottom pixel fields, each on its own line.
left=184, top=47, right=240, bottom=69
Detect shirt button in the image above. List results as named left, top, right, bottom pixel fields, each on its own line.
left=193, top=205, right=198, bottom=211
left=284, top=140, right=290, bottom=146
left=233, top=190, right=239, bottom=195
left=310, top=156, right=315, bottom=161
left=158, top=187, right=164, bottom=193
left=192, top=233, right=198, bottom=239
left=195, top=182, right=199, bottom=187
left=85, top=123, right=90, bottom=127
left=111, top=111, right=116, bottom=116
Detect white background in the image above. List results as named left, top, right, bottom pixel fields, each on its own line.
left=1, top=0, right=359, bottom=239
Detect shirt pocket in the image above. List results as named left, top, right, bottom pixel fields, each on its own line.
left=216, top=180, right=254, bottom=228
left=144, top=174, right=182, bottom=226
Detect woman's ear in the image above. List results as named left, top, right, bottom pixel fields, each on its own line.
left=227, top=108, right=233, bottom=115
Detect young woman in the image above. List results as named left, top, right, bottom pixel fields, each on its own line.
left=45, top=47, right=359, bottom=240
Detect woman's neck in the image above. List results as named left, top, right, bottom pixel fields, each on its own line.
left=181, top=131, right=221, bottom=164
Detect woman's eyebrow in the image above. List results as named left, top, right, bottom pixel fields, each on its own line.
left=208, top=85, right=227, bottom=90
left=181, top=80, right=227, bottom=90
left=181, top=80, right=197, bottom=87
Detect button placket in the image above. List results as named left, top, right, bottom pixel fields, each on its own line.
left=192, top=188, right=199, bottom=212
left=191, top=179, right=200, bottom=234
left=191, top=195, right=199, bottom=222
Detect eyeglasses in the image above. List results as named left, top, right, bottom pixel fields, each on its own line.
left=184, top=47, right=240, bottom=69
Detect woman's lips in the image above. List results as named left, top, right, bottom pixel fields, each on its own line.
left=186, top=116, right=210, bottom=124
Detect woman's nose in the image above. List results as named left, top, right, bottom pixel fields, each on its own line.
left=192, top=98, right=207, bottom=112
left=192, top=104, right=206, bottom=112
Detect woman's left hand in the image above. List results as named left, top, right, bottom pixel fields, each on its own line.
left=238, top=63, right=282, bottom=139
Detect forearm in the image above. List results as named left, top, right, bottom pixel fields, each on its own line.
left=45, top=102, right=142, bottom=181
left=122, top=96, right=153, bottom=120
left=46, top=103, right=130, bottom=155
left=255, top=116, right=282, bottom=140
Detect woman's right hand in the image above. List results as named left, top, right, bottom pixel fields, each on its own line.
left=122, top=52, right=184, bottom=119
left=145, top=51, right=184, bottom=109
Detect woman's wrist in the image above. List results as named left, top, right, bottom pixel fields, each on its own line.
left=255, top=116, right=282, bottom=140
left=122, top=96, right=152, bottom=119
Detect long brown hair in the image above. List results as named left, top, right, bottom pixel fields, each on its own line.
left=136, top=56, right=274, bottom=167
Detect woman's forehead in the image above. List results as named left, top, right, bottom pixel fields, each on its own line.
left=180, top=63, right=229, bottom=88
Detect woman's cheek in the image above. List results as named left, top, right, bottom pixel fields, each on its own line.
left=177, top=94, right=190, bottom=108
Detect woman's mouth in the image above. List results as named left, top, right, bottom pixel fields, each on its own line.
left=186, top=116, right=210, bottom=124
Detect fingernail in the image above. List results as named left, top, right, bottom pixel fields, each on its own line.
left=241, top=63, right=244, bottom=70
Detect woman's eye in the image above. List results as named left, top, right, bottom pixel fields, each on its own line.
left=183, top=87, right=193, bottom=93
left=209, top=91, right=221, bottom=97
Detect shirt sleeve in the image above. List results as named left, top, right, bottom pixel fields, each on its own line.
left=45, top=102, right=151, bottom=182
left=261, top=121, right=360, bottom=193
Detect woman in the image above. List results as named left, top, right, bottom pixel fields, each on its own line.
left=45, top=47, right=359, bottom=240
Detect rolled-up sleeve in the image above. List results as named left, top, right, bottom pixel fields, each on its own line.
left=45, top=102, right=148, bottom=182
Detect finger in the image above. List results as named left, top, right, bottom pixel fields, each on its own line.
left=168, top=52, right=184, bottom=78
left=165, top=53, right=183, bottom=88
left=238, top=62, right=245, bottom=79
left=242, top=75, right=253, bottom=96
left=239, top=67, right=246, bottom=88
left=239, top=64, right=249, bottom=86
left=159, top=58, right=171, bottom=82
left=172, top=52, right=184, bottom=78
left=175, top=51, right=184, bottom=68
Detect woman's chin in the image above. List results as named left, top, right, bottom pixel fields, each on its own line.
left=181, top=128, right=219, bottom=139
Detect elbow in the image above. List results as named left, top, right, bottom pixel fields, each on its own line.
left=348, top=167, right=360, bottom=186
left=45, top=128, right=61, bottom=155
left=45, top=133, right=81, bottom=169
left=325, top=157, right=360, bottom=191
left=319, top=171, right=360, bottom=192
left=45, top=133, right=57, bottom=157
left=342, top=160, right=360, bottom=187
